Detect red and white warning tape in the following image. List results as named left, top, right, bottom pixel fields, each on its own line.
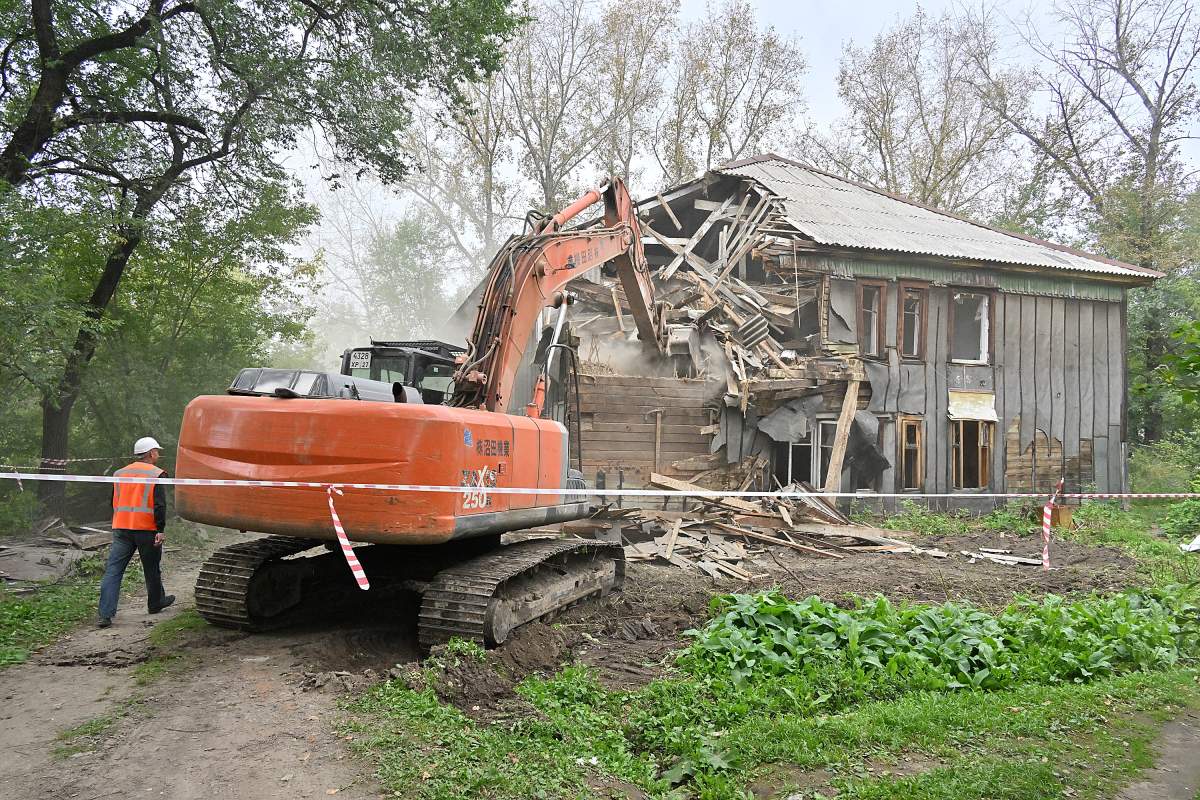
left=5, top=470, right=1197, bottom=584
left=0, top=471, right=1197, bottom=500
left=326, top=485, right=369, bottom=590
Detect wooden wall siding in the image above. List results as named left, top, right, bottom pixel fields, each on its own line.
left=576, top=375, right=722, bottom=504
left=847, top=280, right=1127, bottom=501
left=1004, top=421, right=1094, bottom=493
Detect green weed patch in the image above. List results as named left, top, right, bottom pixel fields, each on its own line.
left=350, top=586, right=1200, bottom=799
left=682, top=588, right=1199, bottom=690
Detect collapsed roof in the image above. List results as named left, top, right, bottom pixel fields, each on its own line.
left=647, top=153, right=1161, bottom=283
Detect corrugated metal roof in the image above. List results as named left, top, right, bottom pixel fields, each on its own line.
left=716, top=154, right=1160, bottom=282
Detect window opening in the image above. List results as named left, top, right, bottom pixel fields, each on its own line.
left=859, top=282, right=884, bottom=357
left=817, top=420, right=838, bottom=487
left=899, top=417, right=923, bottom=490
left=952, top=420, right=993, bottom=489
left=900, top=286, right=925, bottom=359
left=772, top=434, right=813, bottom=486
left=950, top=291, right=989, bottom=363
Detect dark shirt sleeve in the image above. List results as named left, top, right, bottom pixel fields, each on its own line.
left=154, top=471, right=168, bottom=532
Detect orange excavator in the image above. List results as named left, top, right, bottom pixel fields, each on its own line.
left=175, top=178, right=664, bottom=647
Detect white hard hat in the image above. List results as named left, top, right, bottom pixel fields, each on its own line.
left=133, top=436, right=162, bottom=455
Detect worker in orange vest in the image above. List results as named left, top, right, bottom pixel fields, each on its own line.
left=97, top=437, right=175, bottom=628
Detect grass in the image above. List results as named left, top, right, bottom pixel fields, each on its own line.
left=0, top=554, right=138, bottom=667
left=345, top=506, right=1200, bottom=800
left=347, top=581, right=1200, bottom=800
left=132, top=608, right=209, bottom=686
left=349, top=661, right=1199, bottom=800
left=1064, top=502, right=1198, bottom=586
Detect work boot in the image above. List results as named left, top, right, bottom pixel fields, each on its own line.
left=97, top=617, right=112, bottom=628
left=149, top=595, right=176, bottom=614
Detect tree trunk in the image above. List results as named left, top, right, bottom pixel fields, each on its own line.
left=35, top=221, right=148, bottom=517
left=37, top=390, right=77, bottom=517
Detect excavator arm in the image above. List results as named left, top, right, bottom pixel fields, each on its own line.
left=452, top=177, right=663, bottom=413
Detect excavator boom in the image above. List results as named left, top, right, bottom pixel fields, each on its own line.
left=453, top=178, right=662, bottom=413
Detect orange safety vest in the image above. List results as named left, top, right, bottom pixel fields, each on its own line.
left=112, top=461, right=165, bottom=531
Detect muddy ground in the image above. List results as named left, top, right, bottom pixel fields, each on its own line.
left=1, top=525, right=1192, bottom=800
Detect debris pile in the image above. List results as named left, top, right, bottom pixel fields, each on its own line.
left=576, top=474, right=946, bottom=582
left=0, top=517, right=111, bottom=585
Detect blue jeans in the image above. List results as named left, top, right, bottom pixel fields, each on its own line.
left=98, top=530, right=165, bottom=619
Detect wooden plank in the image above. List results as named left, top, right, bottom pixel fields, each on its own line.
left=823, top=379, right=860, bottom=492
left=1078, top=301, right=1095, bottom=442
left=663, top=518, right=683, bottom=560
left=1107, top=302, right=1124, bottom=427
left=1034, top=296, right=1053, bottom=442
left=710, top=522, right=845, bottom=559
left=1050, top=297, right=1066, bottom=446
left=790, top=523, right=914, bottom=548
left=1019, top=293, right=1037, bottom=457
left=580, top=376, right=719, bottom=389
left=649, top=473, right=761, bottom=513
left=1092, top=301, right=1110, bottom=440
left=1001, top=291, right=1021, bottom=492
left=926, top=289, right=944, bottom=496
left=1064, top=299, right=1081, bottom=461
left=579, top=431, right=713, bottom=444
left=582, top=422, right=711, bottom=435
left=657, top=193, right=683, bottom=231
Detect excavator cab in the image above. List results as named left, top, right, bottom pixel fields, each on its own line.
left=339, top=340, right=464, bottom=405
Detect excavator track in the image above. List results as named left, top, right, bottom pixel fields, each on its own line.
left=195, top=535, right=325, bottom=630
left=418, top=538, right=624, bottom=649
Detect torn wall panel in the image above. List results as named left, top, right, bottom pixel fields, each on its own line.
left=827, top=278, right=858, bottom=344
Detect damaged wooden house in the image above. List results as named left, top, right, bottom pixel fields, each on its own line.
left=554, top=154, right=1160, bottom=511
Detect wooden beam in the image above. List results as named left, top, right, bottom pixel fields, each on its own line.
left=709, top=522, right=844, bottom=559
left=661, top=196, right=733, bottom=279
left=658, top=193, right=683, bottom=231
left=610, top=286, right=626, bottom=333
left=663, top=518, right=682, bottom=560
left=648, top=472, right=761, bottom=513
left=823, top=379, right=861, bottom=493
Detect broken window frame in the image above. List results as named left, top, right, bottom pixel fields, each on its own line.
left=948, top=289, right=993, bottom=365
left=951, top=419, right=994, bottom=490
left=897, top=281, right=928, bottom=360
left=898, top=415, right=924, bottom=491
left=857, top=279, right=887, bottom=358
left=816, top=418, right=839, bottom=488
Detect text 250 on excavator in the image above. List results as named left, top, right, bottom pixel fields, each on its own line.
left=174, top=178, right=666, bottom=647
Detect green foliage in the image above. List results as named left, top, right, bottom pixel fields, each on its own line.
left=351, top=650, right=1200, bottom=800
left=1129, top=432, right=1200, bottom=492
left=680, top=588, right=1198, bottom=693
left=147, top=608, right=207, bottom=648
left=0, top=491, right=41, bottom=538
left=441, top=636, right=487, bottom=664
left=978, top=504, right=1037, bottom=535
left=1162, top=498, right=1200, bottom=540
left=874, top=501, right=971, bottom=536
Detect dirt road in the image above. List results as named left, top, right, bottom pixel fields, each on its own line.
left=0, top=530, right=414, bottom=800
